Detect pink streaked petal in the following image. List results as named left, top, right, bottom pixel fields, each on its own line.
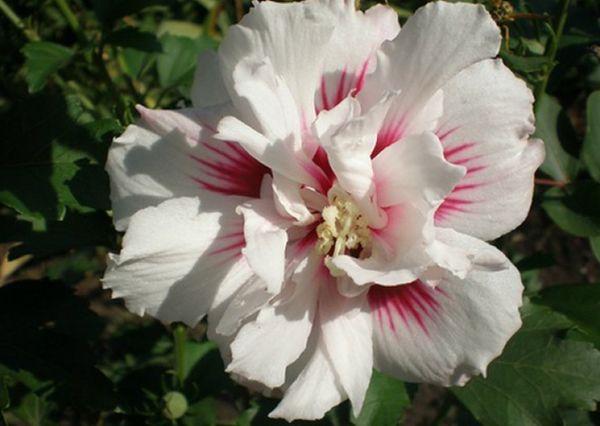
left=316, top=60, right=371, bottom=114
left=368, top=281, right=445, bottom=336
left=190, top=139, right=270, bottom=198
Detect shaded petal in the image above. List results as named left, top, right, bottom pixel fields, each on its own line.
left=218, top=0, right=335, bottom=124
left=237, top=199, right=291, bottom=294
left=272, top=172, right=316, bottom=225
left=362, top=1, right=501, bottom=151
left=103, top=196, right=251, bottom=326
left=269, top=331, right=345, bottom=421
left=373, top=132, right=465, bottom=209
left=434, top=59, right=544, bottom=240
left=226, top=253, right=321, bottom=388
left=332, top=203, right=432, bottom=285
left=107, top=106, right=267, bottom=230
left=369, top=232, right=522, bottom=386
left=191, top=50, right=229, bottom=108
left=319, top=283, right=373, bottom=416
left=316, top=1, right=399, bottom=112
left=216, top=115, right=323, bottom=189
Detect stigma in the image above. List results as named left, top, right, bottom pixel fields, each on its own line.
left=316, top=194, right=371, bottom=276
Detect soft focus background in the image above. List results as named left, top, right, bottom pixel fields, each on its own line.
left=0, top=0, right=599, bottom=424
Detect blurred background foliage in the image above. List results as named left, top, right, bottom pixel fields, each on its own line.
left=0, top=0, right=599, bottom=424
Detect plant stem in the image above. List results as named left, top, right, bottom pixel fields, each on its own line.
left=173, top=324, right=187, bottom=388
left=0, top=0, right=39, bottom=40
left=53, top=0, right=80, bottom=34
left=534, top=0, right=571, bottom=104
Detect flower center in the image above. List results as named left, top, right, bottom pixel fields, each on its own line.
left=316, top=194, right=371, bottom=276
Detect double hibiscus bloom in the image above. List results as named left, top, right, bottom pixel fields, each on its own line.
left=104, top=0, right=544, bottom=421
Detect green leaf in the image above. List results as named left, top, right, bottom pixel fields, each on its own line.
left=0, top=94, right=105, bottom=220
left=105, top=27, right=163, bottom=52
left=157, top=34, right=217, bottom=90
left=352, top=370, right=409, bottom=426
left=536, top=284, right=600, bottom=348
left=157, top=20, right=204, bottom=38
left=182, top=341, right=217, bottom=383
left=534, top=94, right=579, bottom=182
left=590, top=236, right=600, bottom=263
left=182, top=397, right=217, bottom=426
left=0, top=376, right=9, bottom=410
left=582, top=91, right=600, bottom=182
left=542, top=182, right=600, bottom=237
left=92, top=0, right=166, bottom=25
left=500, top=51, right=549, bottom=74
left=0, top=280, right=115, bottom=411
left=452, top=303, right=600, bottom=426
left=8, top=211, right=115, bottom=259
left=22, top=42, right=74, bottom=93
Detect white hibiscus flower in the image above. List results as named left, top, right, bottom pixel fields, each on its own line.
left=103, top=0, right=545, bottom=421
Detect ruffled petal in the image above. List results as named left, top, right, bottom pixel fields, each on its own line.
left=332, top=203, right=432, bottom=286
left=226, top=253, right=321, bottom=388
left=269, top=331, right=345, bottom=421
left=362, top=1, right=501, bottom=153
left=218, top=0, right=336, bottom=124
left=434, top=59, right=544, bottom=240
left=315, top=1, right=399, bottom=112
left=107, top=106, right=267, bottom=230
left=369, top=231, right=523, bottom=386
left=237, top=199, right=291, bottom=294
left=103, top=196, right=251, bottom=326
left=319, top=282, right=373, bottom=416
left=373, top=132, right=466, bottom=209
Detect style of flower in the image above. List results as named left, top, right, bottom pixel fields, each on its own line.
left=104, top=0, right=544, bottom=420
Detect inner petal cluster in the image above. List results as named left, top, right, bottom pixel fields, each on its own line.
left=316, top=192, right=371, bottom=276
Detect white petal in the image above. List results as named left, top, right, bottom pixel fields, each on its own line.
left=316, top=1, right=399, bottom=112
left=361, top=1, right=500, bottom=149
left=319, top=283, right=373, bottom=416
left=216, top=115, right=324, bottom=189
left=272, top=172, right=316, bottom=225
left=226, top=252, right=321, bottom=388
left=190, top=50, right=229, bottom=108
left=373, top=132, right=466, bottom=209
left=269, top=332, right=345, bottom=421
left=215, top=275, right=271, bottom=336
left=369, top=232, right=523, bottom=386
left=107, top=105, right=267, bottom=230
left=434, top=59, right=544, bottom=240
left=103, top=196, right=251, bottom=326
left=106, top=123, right=199, bottom=231
left=218, top=0, right=335, bottom=124
left=237, top=199, right=291, bottom=294
left=332, top=203, right=432, bottom=286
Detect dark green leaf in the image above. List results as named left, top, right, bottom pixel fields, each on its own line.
left=8, top=211, right=115, bottom=259
left=106, top=27, right=163, bottom=53
left=22, top=42, right=74, bottom=93
left=590, top=236, right=600, bottom=263
left=582, top=90, right=600, bottom=182
left=352, top=370, right=409, bottom=426
left=92, top=0, right=167, bottom=25
left=500, top=51, right=549, bottom=74
left=182, top=397, right=217, bottom=425
left=157, top=34, right=217, bottom=90
left=182, top=340, right=217, bottom=383
left=0, top=94, right=104, bottom=219
left=536, top=284, right=600, bottom=348
left=0, top=280, right=115, bottom=411
left=542, top=182, right=600, bottom=237
left=453, top=303, right=600, bottom=426
left=534, top=94, right=579, bottom=182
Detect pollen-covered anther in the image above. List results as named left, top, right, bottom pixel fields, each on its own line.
left=316, top=196, right=371, bottom=275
